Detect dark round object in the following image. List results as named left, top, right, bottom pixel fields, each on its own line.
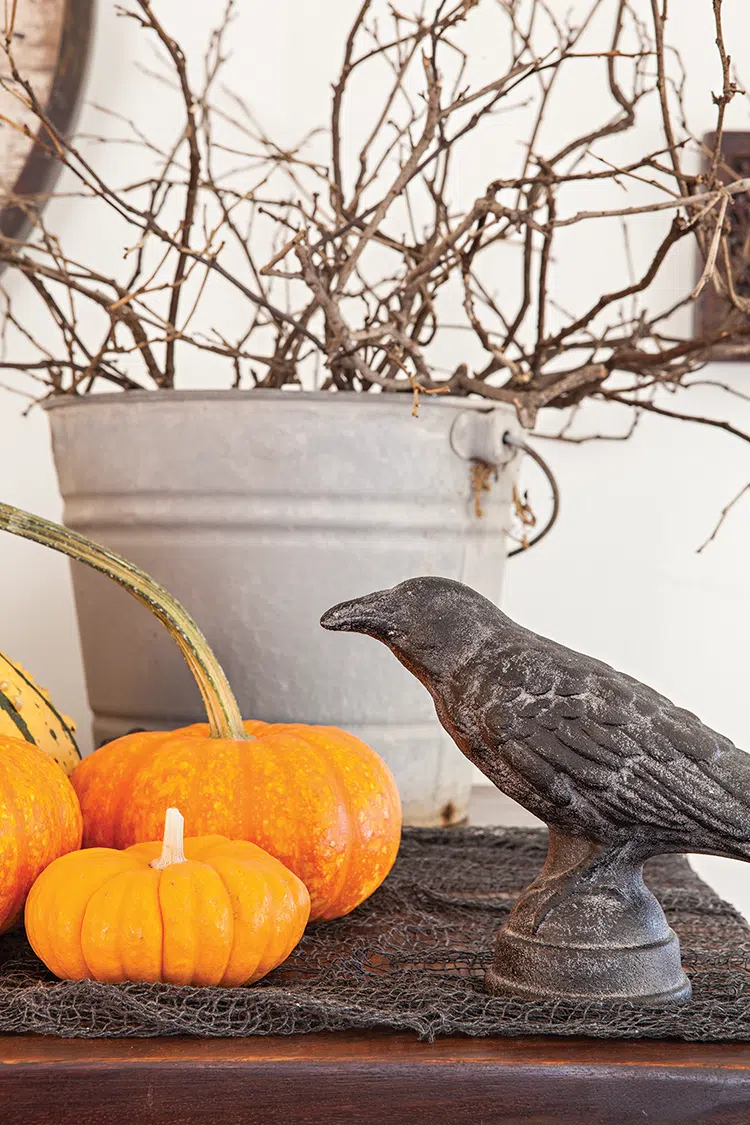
left=0, top=0, right=93, bottom=246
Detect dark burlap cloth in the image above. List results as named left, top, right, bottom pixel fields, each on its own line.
left=0, top=826, right=748, bottom=1040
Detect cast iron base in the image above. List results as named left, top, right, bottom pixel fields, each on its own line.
left=485, top=831, right=692, bottom=1005
left=486, top=930, right=692, bottom=1004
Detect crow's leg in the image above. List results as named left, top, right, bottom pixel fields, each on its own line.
left=510, top=831, right=651, bottom=935
left=507, top=830, right=605, bottom=935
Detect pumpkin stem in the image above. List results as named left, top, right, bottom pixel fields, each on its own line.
left=151, top=807, right=187, bottom=869
left=0, top=503, right=251, bottom=742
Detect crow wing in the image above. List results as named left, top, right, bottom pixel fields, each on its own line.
left=456, top=628, right=750, bottom=857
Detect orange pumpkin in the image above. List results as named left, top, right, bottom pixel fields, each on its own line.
left=73, top=720, right=400, bottom=921
left=25, top=807, right=310, bottom=985
left=0, top=735, right=82, bottom=931
left=0, top=503, right=402, bottom=922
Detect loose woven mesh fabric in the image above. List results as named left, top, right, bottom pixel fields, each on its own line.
left=1, top=826, right=750, bottom=1041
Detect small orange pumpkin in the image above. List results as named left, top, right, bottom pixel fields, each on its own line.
left=0, top=735, right=82, bottom=931
left=25, top=807, right=310, bottom=986
left=0, top=503, right=402, bottom=922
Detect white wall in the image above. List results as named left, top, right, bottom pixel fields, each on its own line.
left=1, top=1, right=749, bottom=911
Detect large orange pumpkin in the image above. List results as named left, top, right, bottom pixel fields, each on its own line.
left=73, top=719, right=400, bottom=921
left=0, top=735, right=82, bottom=931
left=26, top=807, right=310, bottom=985
left=0, top=503, right=401, bottom=922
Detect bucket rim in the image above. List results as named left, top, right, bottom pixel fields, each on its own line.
left=43, top=388, right=517, bottom=414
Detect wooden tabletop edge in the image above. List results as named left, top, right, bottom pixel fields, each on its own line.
left=1, top=1033, right=750, bottom=1070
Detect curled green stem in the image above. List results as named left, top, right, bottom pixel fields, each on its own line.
left=0, top=502, right=249, bottom=742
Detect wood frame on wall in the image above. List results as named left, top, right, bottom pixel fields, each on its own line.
left=695, top=130, right=750, bottom=361
left=0, top=0, right=94, bottom=244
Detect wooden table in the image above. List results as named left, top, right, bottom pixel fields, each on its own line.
left=4, top=1032, right=750, bottom=1125
left=4, top=788, right=750, bottom=1125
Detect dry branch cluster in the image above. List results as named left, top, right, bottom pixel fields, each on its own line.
left=0, top=0, right=748, bottom=453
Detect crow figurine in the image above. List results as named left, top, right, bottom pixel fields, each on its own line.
left=321, top=576, right=750, bottom=1004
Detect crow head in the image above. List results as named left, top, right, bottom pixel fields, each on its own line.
left=321, top=576, right=503, bottom=685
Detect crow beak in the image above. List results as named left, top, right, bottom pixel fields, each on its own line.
left=320, top=590, right=388, bottom=635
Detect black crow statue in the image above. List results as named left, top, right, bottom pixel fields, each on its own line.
left=321, top=576, right=750, bottom=1005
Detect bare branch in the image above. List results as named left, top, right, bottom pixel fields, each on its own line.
left=697, top=483, right=750, bottom=553
left=0, top=0, right=745, bottom=513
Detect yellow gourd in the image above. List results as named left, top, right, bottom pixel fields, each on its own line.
left=0, top=653, right=80, bottom=775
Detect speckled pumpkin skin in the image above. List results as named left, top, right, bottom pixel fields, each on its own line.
left=0, top=735, right=82, bottom=931
left=25, top=833, right=310, bottom=986
left=71, top=721, right=402, bottom=921
left=0, top=653, right=80, bottom=775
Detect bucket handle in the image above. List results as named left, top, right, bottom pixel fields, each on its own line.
left=449, top=409, right=561, bottom=558
left=501, top=433, right=560, bottom=558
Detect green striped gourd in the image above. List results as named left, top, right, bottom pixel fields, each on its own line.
left=0, top=653, right=80, bottom=775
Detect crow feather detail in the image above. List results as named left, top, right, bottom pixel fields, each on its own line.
left=321, top=576, right=750, bottom=864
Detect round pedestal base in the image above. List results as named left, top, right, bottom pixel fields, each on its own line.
left=484, top=830, right=694, bottom=1006
left=486, top=925, right=692, bottom=1004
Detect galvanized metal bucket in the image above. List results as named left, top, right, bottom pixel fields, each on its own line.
left=46, top=390, right=523, bottom=825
